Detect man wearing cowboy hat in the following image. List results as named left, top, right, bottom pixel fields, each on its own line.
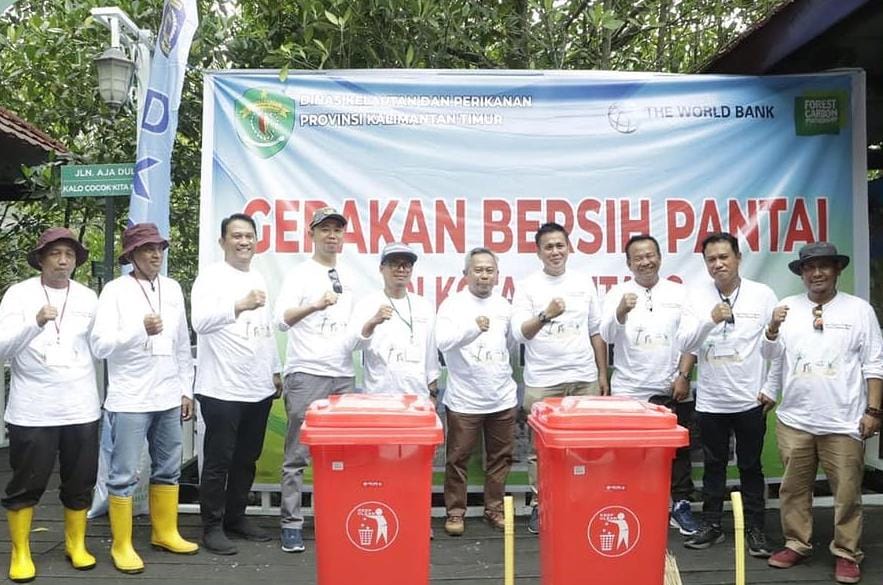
left=349, top=242, right=440, bottom=398
left=0, top=227, right=100, bottom=582
left=91, top=223, right=197, bottom=573
left=273, top=207, right=356, bottom=552
left=761, top=241, right=883, bottom=584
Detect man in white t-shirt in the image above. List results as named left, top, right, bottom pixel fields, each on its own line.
left=350, top=242, right=440, bottom=398
left=191, top=213, right=281, bottom=555
left=762, top=242, right=882, bottom=584
left=601, top=234, right=698, bottom=537
left=0, top=228, right=100, bottom=582
left=678, top=232, right=777, bottom=556
left=91, top=223, right=197, bottom=573
left=513, top=222, right=608, bottom=534
left=437, top=248, right=517, bottom=537
left=274, top=207, right=355, bottom=553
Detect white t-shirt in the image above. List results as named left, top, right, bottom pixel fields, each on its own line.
left=91, top=274, right=193, bottom=412
left=0, top=277, right=100, bottom=426
left=191, top=261, right=280, bottom=402
left=436, top=290, right=516, bottom=414
left=762, top=291, right=883, bottom=440
left=680, top=278, right=778, bottom=414
left=349, top=291, right=440, bottom=397
left=512, top=270, right=601, bottom=387
left=274, top=258, right=355, bottom=377
left=600, top=278, right=686, bottom=401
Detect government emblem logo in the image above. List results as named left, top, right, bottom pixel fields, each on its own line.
left=234, top=89, right=295, bottom=159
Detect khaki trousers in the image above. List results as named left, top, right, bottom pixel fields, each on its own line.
left=522, top=381, right=601, bottom=503
left=776, top=422, right=865, bottom=562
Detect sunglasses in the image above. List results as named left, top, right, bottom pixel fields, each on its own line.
left=328, top=268, right=343, bottom=294
left=644, top=288, right=653, bottom=312
left=812, top=304, right=823, bottom=331
left=722, top=297, right=735, bottom=324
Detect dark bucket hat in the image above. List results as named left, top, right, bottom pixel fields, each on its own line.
left=788, top=241, right=850, bottom=275
left=118, top=223, right=169, bottom=265
left=27, top=227, right=89, bottom=270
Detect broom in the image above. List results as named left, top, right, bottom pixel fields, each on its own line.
left=664, top=549, right=684, bottom=585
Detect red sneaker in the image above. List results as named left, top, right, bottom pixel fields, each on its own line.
left=768, top=548, right=807, bottom=569
left=834, top=557, right=861, bottom=584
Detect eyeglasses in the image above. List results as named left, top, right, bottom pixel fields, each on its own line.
left=812, top=304, right=823, bottom=331
left=328, top=268, right=343, bottom=294
left=644, top=288, right=653, bottom=312
left=722, top=297, right=735, bottom=324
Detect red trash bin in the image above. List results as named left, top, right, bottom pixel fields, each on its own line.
left=300, top=394, right=443, bottom=585
left=528, top=396, right=689, bottom=585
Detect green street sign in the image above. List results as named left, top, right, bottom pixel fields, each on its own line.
left=61, top=163, right=134, bottom=198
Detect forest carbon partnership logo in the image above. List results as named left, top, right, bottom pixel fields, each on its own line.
left=235, top=88, right=295, bottom=159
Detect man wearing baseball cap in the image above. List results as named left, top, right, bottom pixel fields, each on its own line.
left=349, top=242, right=440, bottom=397
left=0, top=228, right=100, bottom=581
left=273, top=207, right=356, bottom=552
left=91, top=223, right=197, bottom=572
left=761, top=242, right=883, bottom=584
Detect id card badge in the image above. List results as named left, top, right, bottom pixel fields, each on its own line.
left=151, top=336, right=174, bottom=356
left=44, top=341, right=75, bottom=366
left=712, top=339, right=737, bottom=359
left=403, top=345, right=422, bottom=364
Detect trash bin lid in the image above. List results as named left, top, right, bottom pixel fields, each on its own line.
left=527, top=396, right=688, bottom=448
left=530, top=396, right=676, bottom=430
left=301, top=394, right=444, bottom=445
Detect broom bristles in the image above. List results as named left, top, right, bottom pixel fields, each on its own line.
left=664, top=549, right=684, bottom=585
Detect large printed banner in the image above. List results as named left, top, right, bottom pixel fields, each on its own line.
left=200, top=69, right=867, bottom=483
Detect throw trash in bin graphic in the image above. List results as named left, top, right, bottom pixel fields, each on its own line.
left=346, top=501, right=399, bottom=552
left=588, top=506, right=640, bottom=558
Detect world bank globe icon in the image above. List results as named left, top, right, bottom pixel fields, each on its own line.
left=608, top=103, right=639, bottom=134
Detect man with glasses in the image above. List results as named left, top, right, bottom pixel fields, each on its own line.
left=274, top=207, right=355, bottom=553
left=350, top=242, right=439, bottom=398
left=191, top=213, right=281, bottom=555
left=677, top=232, right=777, bottom=556
left=513, top=222, right=608, bottom=534
left=600, top=234, right=698, bottom=538
left=761, top=242, right=882, bottom=584
left=437, top=248, right=516, bottom=536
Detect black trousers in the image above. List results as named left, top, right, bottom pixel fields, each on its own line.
left=196, top=394, right=273, bottom=529
left=2, top=420, right=99, bottom=510
left=696, top=404, right=767, bottom=528
left=649, top=395, right=695, bottom=503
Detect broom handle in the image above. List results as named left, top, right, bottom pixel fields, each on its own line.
left=732, top=491, right=745, bottom=585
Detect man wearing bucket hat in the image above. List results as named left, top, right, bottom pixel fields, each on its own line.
left=0, top=228, right=100, bottom=581
left=349, top=242, right=440, bottom=398
left=761, top=242, right=883, bottom=584
left=274, top=206, right=356, bottom=552
left=91, top=223, right=198, bottom=573
left=191, top=213, right=281, bottom=555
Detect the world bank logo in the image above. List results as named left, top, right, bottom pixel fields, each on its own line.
left=608, top=103, right=639, bottom=134
left=234, top=89, right=296, bottom=159
left=159, top=0, right=185, bottom=57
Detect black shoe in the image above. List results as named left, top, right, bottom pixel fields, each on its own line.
left=684, top=523, right=724, bottom=550
left=747, top=527, right=772, bottom=558
left=202, top=526, right=238, bottom=555
left=527, top=507, right=539, bottom=534
left=224, top=517, right=272, bottom=542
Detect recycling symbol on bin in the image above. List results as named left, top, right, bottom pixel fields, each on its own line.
left=587, top=505, right=640, bottom=558
left=345, top=501, right=399, bottom=552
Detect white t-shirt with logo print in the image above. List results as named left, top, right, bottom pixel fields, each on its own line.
left=274, top=257, right=355, bottom=377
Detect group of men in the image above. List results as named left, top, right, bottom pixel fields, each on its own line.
left=0, top=208, right=880, bottom=585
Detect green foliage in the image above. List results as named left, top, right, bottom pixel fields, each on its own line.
left=0, top=0, right=788, bottom=301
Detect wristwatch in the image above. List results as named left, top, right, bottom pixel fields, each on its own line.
left=538, top=311, right=551, bottom=324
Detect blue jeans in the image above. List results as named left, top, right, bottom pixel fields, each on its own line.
left=107, top=408, right=182, bottom=497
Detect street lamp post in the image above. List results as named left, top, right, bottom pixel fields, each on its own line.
left=91, top=6, right=153, bottom=287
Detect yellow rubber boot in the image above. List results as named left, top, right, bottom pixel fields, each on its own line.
left=7, top=507, right=35, bottom=583
left=108, top=495, right=144, bottom=574
left=63, top=508, right=96, bottom=570
left=149, top=485, right=198, bottom=554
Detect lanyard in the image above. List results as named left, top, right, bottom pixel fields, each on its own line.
left=131, top=272, right=161, bottom=314
left=386, top=293, right=414, bottom=340
left=40, top=278, right=70, bottom=341
left=716, top=284, right=741, bottom=310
